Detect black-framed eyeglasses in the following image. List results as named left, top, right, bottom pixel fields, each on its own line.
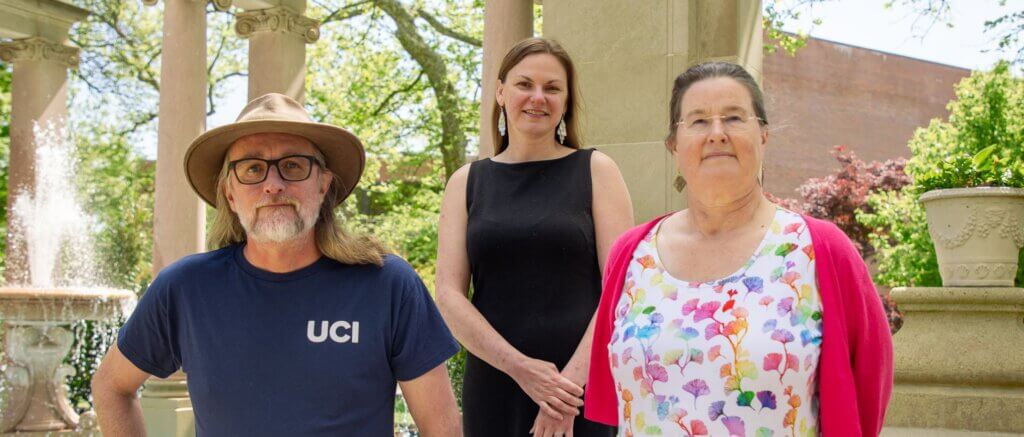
left=228, top=155, right=324, bottom=185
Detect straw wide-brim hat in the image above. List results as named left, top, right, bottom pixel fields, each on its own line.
left=184, top=93, right=365, bottom=207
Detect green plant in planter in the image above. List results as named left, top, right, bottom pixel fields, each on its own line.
left=915, top=145, right=1024, bottom=193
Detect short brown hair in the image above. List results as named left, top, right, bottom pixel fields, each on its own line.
left=492, top=37, right=583, bottom=154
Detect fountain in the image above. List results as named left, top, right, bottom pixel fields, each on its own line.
left=0, top=122, right=135, bottom=435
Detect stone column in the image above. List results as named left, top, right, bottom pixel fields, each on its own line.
left=542, top=0, right=762, bottom=221
left=149, top=0, right=207, bottom=273
left=689, top=0, right=763, bottom=82
left=478, top=0, right=533, bottom=158
left=139, top=0, right=207, bottom=434
left=235, top=4, right=319, bottom=102
left=0, top=37, right=79, bottom=286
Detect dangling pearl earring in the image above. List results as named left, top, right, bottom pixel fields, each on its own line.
left=498, top=107, right=507, bottom=137
left=557, top=117, right=567, bottom=144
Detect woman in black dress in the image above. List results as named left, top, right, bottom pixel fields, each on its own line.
left=436, top=38, right=634, bottom=437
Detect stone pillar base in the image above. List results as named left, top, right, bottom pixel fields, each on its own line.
left=882, top=426, right=1023, bottom=436
left=886, top=383, right=1024, bottom=433
left=140, top=397, right=194, bottom=437
left=1, top=430, right=99, bottom=437
left=887, top=287, right=1024, bottom=434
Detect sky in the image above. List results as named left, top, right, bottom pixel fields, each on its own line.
left=137, top=0, right=1022, bottom=159
left=775, top=0, right=1018, bottom=71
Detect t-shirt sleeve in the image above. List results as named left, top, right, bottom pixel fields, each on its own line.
left=117, top=273, right=180, bottom=379
left=388, top=259, right=460, bottom=382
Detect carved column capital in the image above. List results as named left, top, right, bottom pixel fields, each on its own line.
left=0, top=37, right=79, bottom=68
left=140, top=0, right=218, bottom=7
left=235, top=6, right=320, bottom=44
left=140, top=0, right=228, bottom=10
left=210, top=0, right=232, bottom=11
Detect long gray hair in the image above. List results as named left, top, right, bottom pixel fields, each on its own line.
left=207, top=149, right=386, bottom=266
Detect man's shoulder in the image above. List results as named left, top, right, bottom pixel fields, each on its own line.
left=377, top=253, right=417, bottom=277
left=153, top=245, right=237, bottom=285
left=333, top=253, right=416, bottom=278
left=333, top=254, right=426, bottom=299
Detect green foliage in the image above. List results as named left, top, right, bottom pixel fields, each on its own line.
left=67, top=320, right=122, bottom=411
left=73, top=122, right=155, bottom=292
left=910, top=62, right=1024, bottom=191
left=762, top=3, right=817, bottom=56
left=915, top=146, right=1024, bottom=192
left=860, top=62, right=1024, bottom=288
left=0, top=62, right=10, bottom=277
left=446, top=347, right=467, bottom=408
left=857, top=187, right=940, bottom=287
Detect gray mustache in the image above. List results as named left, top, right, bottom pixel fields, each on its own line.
left=255, top=196, right=300, bottom=209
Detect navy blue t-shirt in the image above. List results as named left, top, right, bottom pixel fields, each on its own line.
left=117, top=245, right=459, bottom=436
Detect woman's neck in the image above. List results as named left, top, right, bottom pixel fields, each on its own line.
left=681, top=187, right=773, bottom=237
left=496, top=133, right=568, bottom=163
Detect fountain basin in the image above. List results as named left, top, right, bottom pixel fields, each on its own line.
left=0, top=287, right=136, bottom=435
left=0, top=288, right=136, bottom=322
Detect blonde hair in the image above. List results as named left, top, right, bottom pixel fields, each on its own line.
left=207, top=150, right=387, bottom=266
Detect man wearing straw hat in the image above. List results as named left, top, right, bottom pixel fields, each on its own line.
left=91, top=93, right=462, bottom=436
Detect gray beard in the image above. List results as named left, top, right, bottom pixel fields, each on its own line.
left=242, top=205, right=317, bottom=244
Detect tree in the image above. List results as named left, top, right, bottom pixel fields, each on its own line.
left=373, top=0, right=477, bottom=178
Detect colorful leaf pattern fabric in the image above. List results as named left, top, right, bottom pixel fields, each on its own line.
left=609, top=209, right=823, bottom=437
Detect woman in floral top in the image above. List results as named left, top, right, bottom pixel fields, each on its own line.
left=584, top=62, right=893, bottom=437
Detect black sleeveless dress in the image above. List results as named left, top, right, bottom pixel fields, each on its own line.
left=463, top=149, right=615, bottom=436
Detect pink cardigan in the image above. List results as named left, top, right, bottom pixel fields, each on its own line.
left=585, top=214, right=893, bottom=436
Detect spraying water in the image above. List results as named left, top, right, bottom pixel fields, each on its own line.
left=8, top=121, right=99, bottom=288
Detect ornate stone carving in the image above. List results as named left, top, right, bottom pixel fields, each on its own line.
left=0, top=324, right=79, bottom=433
left=0, top=289, right=135, bottom=433
left=0, top=38, right=80, bottom=68
left=210, top=0, right=232, bottom=12
left=140, top=0, right=215, bottom=7
left=235, top=7, right=320, bottom=43
left=931, top=207, right=1024, bottom=249
left=939, top=262, right=1018, bottom=283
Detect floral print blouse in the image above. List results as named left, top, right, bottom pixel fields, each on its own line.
left=608, top=208, right=823, bottom=437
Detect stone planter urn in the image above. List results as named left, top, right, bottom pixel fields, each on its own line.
left=920, top=187, right=1024, bottom=287
left=0, top=287, right=135, bottom=435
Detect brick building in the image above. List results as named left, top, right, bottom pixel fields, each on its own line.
left=762, top=36, right=970, bottom=197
